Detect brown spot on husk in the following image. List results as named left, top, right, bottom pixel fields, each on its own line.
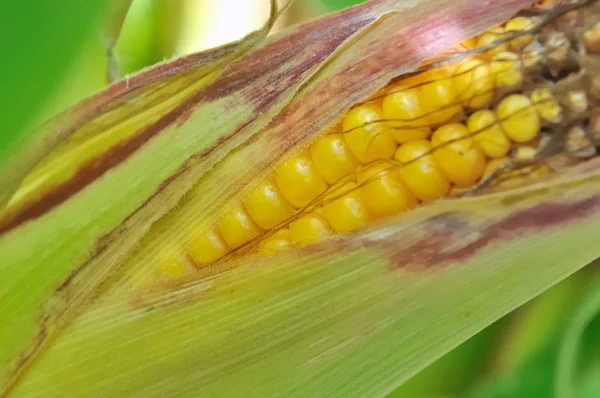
left=388, top=196, right=600, bottom=270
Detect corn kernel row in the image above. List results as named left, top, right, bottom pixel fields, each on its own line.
left=158, top=16, right=561, bottom=271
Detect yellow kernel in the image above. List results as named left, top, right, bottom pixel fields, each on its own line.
left=186, top=227, right=230, bottom=266
left=467, top=110, right=511, bottom=158
left=530, top=88, right=562, bottom=123
left=382, top=86, right=431, bottom=143
left=419, top=68, right=464, bottom=125
left=515, top=145, right=537, bottom=160
left=310, top=134, right=361, bottom=184
left=484, top=157, right=510, bottom=177
left=343, top=103, right=398, bottom=162
left=289, top=213, right=332, bottom=246
left=431, top=123, right=486, bottom=187
left=477, top=26, right=508, bottom=54
left=357, top=162, right=418, bottom=219
left=218, top=204, right=264, bottom=250
left=505, top=17, right=535, bottom=50
left=244, top=179, right=295, bottom=230
left=497, top=94, right=540, bottom=143
left=152, top=249, right=188, bottom=280
left=453, top=59, right=494, bottom=109
left=258, top=229, right=292, bottom=256
left=321, top=182, right=372, bottom=232
left=490, top=51, right=523, bottom=88
left=395, top=140, right=452, bottom=201
left=275, top=151, right=328, bottom=208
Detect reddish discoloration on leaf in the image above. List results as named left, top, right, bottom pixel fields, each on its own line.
left=388, top=196, right=600, bottom=270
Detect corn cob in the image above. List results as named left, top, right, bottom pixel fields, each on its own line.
left=145, top=2, right=599, bottom=280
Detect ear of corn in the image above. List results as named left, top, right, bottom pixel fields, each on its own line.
left=2, top=0, right=600, bottom=396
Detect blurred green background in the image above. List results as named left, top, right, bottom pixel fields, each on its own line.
left=0, top=1, right=598, bottom=397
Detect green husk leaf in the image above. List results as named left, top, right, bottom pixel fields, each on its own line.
left=0, top=0, right=281, bottom=390
left=11, top=159, right=600, bottom=397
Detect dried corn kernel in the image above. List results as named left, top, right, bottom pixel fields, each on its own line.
left=258, top=229, right=292, bottom=256
left=219, top=204, right=264, bottom=249
left=583, top=24, right=600, bottom=53
left=395, top=140, right=452, bottom=201
left=477, top=26, right=508, bottom=54
left=468, top=110, right=511, bottom=158
left=343, top=103, right=398, bottom=162
left=566, top=90, right=588, bottom=113
left=244, top=179, right=295, bottom=229
left=419, top=68, right=463, bottom=125
left=530, top=88, right=561, bottom=123
left=453, top=59, right=494, bottom=109
left=431, top=123, right=486, bottom=187
left=505, top=17, right=535, bottom=50
left=187, top=227, right=230, bottom=266
left=490, top=51, right=523, bottom=88
left=515, top=145, right=538, bottom=160
left=289, top=213, right=332, bottom=246
left=357, top=162, right=418, bottom=219
left=497, top=94, right=540, bottom=142
left=275, top=151, right=328, bottom=208
left=382, top=86, right=431, bottom=143
left=311, top=134, right=361, bottom=184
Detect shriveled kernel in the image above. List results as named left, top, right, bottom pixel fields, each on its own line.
left=490, top=52, right=523, bottom=88
left=522, top=47, right=544, bottom=69
left=187, top=228, right=230, bottom=266
left=431, top=123, right=486, bottom=187
left=320, top=182, right=371, bottom=232
left=382, top=87, right=431, bottom=143
left=497, top=94, right=540, bottom=142
left=468, top=110, right=511, bottom=158
left=566, top=90, right=588, bottom=113
left=258, top=229, right=291, bottom=256
left=219, top=204, right=264, bottom=250
left=453, top=59, right=494, bottom=109
left=419, top=68, right=463, bottom=125
left=244, top=179, right=295, bottom=230
left=566, top=126, right=596, bottom=157
left=357, top=162, right=418, bottom=219
left=505, top=17, right=535, bottom=50
left=546, top=32, right=570, bottom=67
left=477, top=26, right=508, bottom=54
left=395, top=140, right=452, bottom=201
left=530, top=88, right=561, bottom=123
left=311, top=134, right=361, bottom=184
left=275, top=151, right=328, bottom=208
left=289, top=213, right=332, bottom=246
left=483, top=157, right=510, bottom=176
left=343, top=103, right=398, bottom=162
